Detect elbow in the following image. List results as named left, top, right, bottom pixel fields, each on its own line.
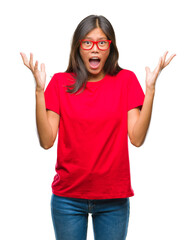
left=40, top=141, right=54, bottom=150
left=41, top=144, right=53, bottom=150
left=128, top=130, right=146, bottom=147
left=132, top=141, right=143, bottom=148
left=130, top=138, right=144, bottom=148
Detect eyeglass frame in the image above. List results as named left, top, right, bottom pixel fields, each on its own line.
left=80, top=39, right=112, bottom=51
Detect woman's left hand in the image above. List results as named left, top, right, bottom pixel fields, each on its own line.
left=145, top=51, right=176, bottom=91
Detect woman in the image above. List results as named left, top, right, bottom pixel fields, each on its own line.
left=20, top=15, right=175, bottom=240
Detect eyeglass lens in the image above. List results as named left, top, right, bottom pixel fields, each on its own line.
left=81, top=40, right=110, bottom=50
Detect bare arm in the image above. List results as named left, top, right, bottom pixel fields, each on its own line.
left=128, top=51, right=176, bottom=147
left=20, top=52, right=59, bottom=149
left=36, top=90, right=60, bottom=149
left=128, top=89, right=154, bottom=147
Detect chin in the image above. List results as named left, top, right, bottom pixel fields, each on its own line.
left=89, top=70, right=101, bottom=75
left=87, top=67, right=103, bottom=76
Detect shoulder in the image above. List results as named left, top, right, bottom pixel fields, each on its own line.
left=49, top=72, right=75, bottom=85
left=115, top=69, right=138, bottom=86
left=52, top=72, right=74, bottom=80
left=116, top=69, right=136, bottom=79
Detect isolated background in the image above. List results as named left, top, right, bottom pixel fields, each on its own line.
left=1, top=0, right=196, bottom=239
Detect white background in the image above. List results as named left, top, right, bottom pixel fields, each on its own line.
left=1, top=0, right=196, bottom=239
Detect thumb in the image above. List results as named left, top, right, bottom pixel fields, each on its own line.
left=145, top=66, right=150, bottom=74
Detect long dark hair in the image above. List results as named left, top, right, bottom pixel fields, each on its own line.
left=65, top=15, right=122, bottom=95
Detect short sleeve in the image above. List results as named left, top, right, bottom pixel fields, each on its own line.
left=127, top=71, right=145, bottom=111
left=44, top=74, right=60, bottom=115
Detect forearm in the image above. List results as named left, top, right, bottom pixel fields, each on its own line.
left=130, top=51, right=175, bottom=147
left=132, top=88, right=155, bottom=147
left=35, top=90, right=53, bottom=149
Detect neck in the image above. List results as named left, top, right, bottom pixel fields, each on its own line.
left=87, top=71, right=105, bottom=82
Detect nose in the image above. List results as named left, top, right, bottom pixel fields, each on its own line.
left=91, top=42, right=99, bottom=52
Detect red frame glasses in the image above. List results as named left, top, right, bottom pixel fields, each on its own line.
left=80, top=39, right=112, bottom=51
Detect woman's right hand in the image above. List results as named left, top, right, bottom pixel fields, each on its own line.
left=20, top=52, right=46, bottom=92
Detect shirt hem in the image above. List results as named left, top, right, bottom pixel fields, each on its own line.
left=52, top=190, right=134, bottom=200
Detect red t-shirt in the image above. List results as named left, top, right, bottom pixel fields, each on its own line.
left=44, top=69, right=145, bottom=199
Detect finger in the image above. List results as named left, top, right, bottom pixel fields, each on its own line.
left=29, top=52, right=34, bottom=71
left=162, top=51, right=168, bottom=66
left=20, top=52, right=25, bottom=63
left=34, top=60, right=39, bottom=71
left=159, top=51, right=168, bottom=70
left=165, top=53, right=176, bottom=67
left=153, top=57, right=163, bottom=78
left=145, top=66, right=150, bottom=75
left=156, top=57, right=162, bottom=72
left=41, top=63, right=45, bottom=72
left=20, top=52, right=30, bottom=68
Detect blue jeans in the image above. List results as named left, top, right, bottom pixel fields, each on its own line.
left=51, top=194, right=130, bottom=240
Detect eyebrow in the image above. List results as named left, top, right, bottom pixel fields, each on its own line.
left=85, top=37, right=107, bottom=40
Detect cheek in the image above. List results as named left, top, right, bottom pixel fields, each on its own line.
left=102, top=51, right=110, bottom=64
left=79, top=49, right=88, bottom=64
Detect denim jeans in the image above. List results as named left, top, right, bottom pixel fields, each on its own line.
left=51, top=194, right=130, bottom=240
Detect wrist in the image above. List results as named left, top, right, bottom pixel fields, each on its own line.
left=35, top=87, right=44, bottom=94
left=146, top=86, right=155, bottom=96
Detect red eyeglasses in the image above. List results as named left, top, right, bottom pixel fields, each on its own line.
left=80, top=39, right=112, bottom=51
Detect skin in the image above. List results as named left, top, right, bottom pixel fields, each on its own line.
left=20, top=52, right=59, bottom=149
left=20, top=36, right=176, bottom=149
left=128, top=51, right=176, bottom=146
left=79, top=28, right=110, bottom=82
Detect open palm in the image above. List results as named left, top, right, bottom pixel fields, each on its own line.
left=145, top=51, right=176, bottom=91
left=20, top=52, right=46, bottom=91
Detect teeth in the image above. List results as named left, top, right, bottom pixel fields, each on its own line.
left=91, top=57, right=99, bottom=59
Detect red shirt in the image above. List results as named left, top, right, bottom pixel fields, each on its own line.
left=44, top=69, right=145, bottom=199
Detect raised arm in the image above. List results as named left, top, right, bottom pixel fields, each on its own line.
left=128, top=51, right=176, bottom=147
left=20, top=52, right=60, bottom=149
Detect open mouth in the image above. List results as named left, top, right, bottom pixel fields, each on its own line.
left=89, top=57, right=101, bottom=69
